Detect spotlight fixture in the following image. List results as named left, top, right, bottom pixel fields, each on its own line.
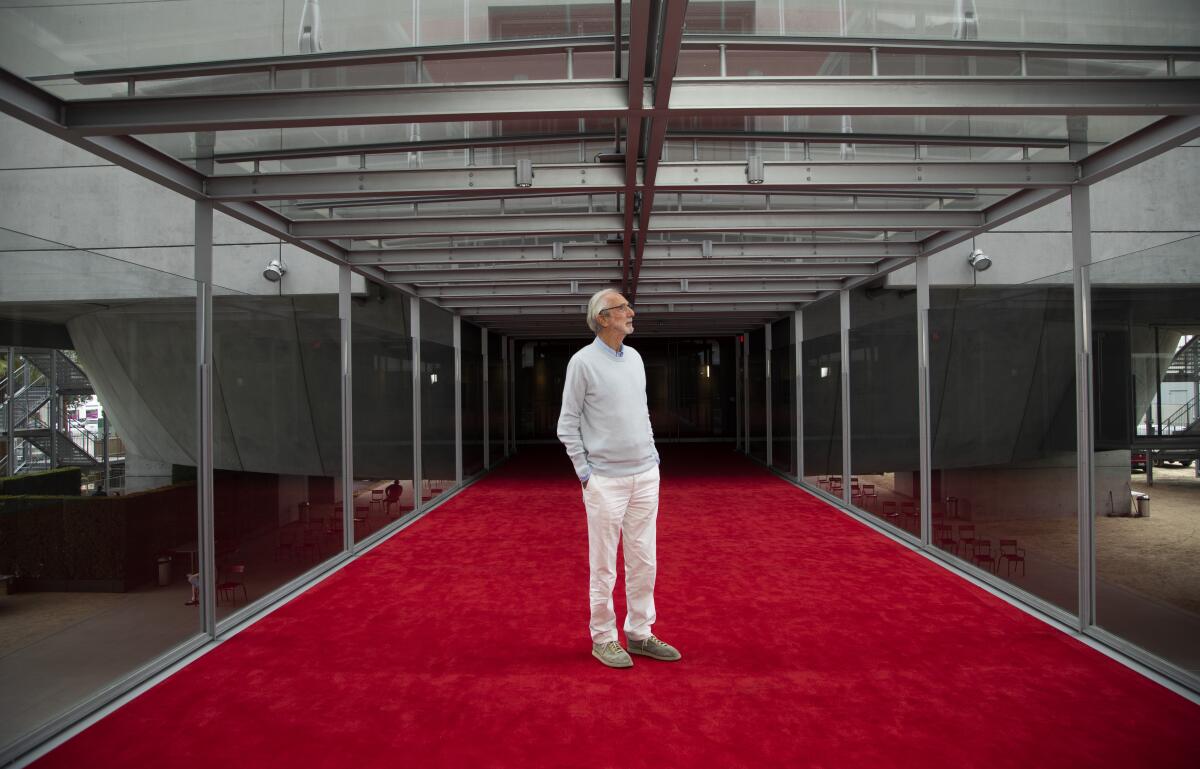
left=968, top=249, right=992, bottom=272
left=515, top=159, right=534, bottom=188
left=747, top=155, right=765, bottom=184
left=263, top=258, right=287, bottom=282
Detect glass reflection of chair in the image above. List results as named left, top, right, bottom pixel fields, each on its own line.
left=861, top=483, right=877, bottom=511
left=369, top=488, right=385, bottom=511
left=957, top=524, right=977, bottom=554
left=275, top=527, right=297, bottom=561
left=216, top=564, right=248, bottom=606
left=882, top=500, right=900, bottom=522
left=817, top=475, right=830, bottom=490
left=385, top=481, right=407, bottom=517
left=934, top=523, right=956, bottom=554
left=998, top=539, right=1026, bottom=577
left=300, top=526, right=321, bottom=562
left=971, top=540, right=996, bottom=573
left=900, top=501, right=918, bottom=531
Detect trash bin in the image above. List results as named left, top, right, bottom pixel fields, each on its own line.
left=1133, top=493, right=1150, bottom=518
left=156, top=556, right=172, bottom=586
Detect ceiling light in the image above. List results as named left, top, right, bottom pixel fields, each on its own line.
left=515, top=159, right=533, bottom=187
left=263, top=258, right=287, bottom=282
left=968, top=249, right=992, bottom=272
left=747, top=155, right=765, bottom=184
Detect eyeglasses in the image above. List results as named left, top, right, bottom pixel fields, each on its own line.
left=599, top=302, right=633, bottom=314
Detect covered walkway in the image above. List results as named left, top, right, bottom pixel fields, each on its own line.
left=29, top=446, right=1200, bottom=769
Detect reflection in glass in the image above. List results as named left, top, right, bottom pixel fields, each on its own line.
left=748, top=327, right=767, bottom=462
left=352, top=285, right=414, bottom=545
left=0, top=248, right=199, bottom=753
left=488, top=331, right=505, bottom=463
left=462, top=322, right=484, bottom=478
left=771, top=318, right=795, bottom=474
left=210, top=295, right=343, bottom=621
left=1091, top=233, right=1200, bottom=677
left=420, top=302, right=455, bottom=504
left=929, top=286, right=1077, bottom=614
left=849, top=288, right=920, bottom=535
left=803, top=297, right=843, bottom=488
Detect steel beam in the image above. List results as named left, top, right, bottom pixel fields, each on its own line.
left=437, top=292, right=822, bottom=308
left=418, top=279, right=843, bottom=298
left=648, top=209, right=983, bottom=232
left=1076, top=114, right=1200, bottom=186
left=293, top=213, right=625, bottom=239
left=385, top=261, right=874, bottom=283
left=207, top=164, right=627, bottom=201
left=457, top=302, right=801, bottom=316
left=66, top=80, right=630, bottom=135
left=666, top=78, right=1200, bottom=117
left=653, top=161, right=1075, bottom=189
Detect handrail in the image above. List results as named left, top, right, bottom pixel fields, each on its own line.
left=1164, top=395, right=1198, bottom=434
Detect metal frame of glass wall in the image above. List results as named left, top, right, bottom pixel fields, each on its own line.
left=737, top=186, right=1200, bottom=697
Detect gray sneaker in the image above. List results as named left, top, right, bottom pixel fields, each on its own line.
left=592, top=640, right=633, bottom=668
left=628, top=635, right=682, bottom=661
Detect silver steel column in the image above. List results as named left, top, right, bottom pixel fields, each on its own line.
left=840, top=289, right=852, bottom=505
left=916, top=257, right=933, bottom=545
left=101, top=408, right=110, bottom=493
left=453, top=314, right=463, bottom=486
left=734, top=336, right=742, bottom=452
left=339, top=266, right=354, bottom=552
left=48, top=350, right=58, bottom=465
left=765, top=322, right=773, bottom=468
left=194, top=131, right=216, bottom=636
left=1072, top=178, right=1097, bottom=632
left=793, top=311, right=804, bottom=479
left=508, top=338, right=517, bottom=455
left=6, top=347, right=15, bottom=476
left=411, top=298, right=423, bottom=512
left=501, top=336, right=510, bottom=456
left=742, top=333, right=750, bottom=453
left=482, top=328, right=489, bottom=469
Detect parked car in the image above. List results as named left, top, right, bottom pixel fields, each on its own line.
left=1152, top=449, right=1196, bottom=468
left=1131, top=451, right=1148, bottom=473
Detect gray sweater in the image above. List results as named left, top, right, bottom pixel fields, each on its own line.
left=557, top=337, right=659, bottom=480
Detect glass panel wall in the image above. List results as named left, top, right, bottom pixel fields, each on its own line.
left=929, top=280, right=1077, bottom=614
left=420, top=302, right=455, bottom=504
left=849, top=287, right=920, bottom=536
left=352, top=284, right=414, bottom=544
left=461, top=322, right=484, bottom=478
left=1092, top=231, right=1200, bottom=677
left=488, top=332, right=505, bottom=463
left=748, top=327, right=767, bottom=462
left=210, top=288, right=342, bottom=621
left=803, top=297, right=842, bottom=488
left=771, top=317, right=795, bottom=475
left=0, top=241, right=200, bottom=754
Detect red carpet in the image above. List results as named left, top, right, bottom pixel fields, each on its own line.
left=33, top=446, right=1200, bottom=768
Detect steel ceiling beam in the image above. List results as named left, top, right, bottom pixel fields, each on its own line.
left=417, top=278, right=843, bottom=298
left=383, top=261, right=875, bottom=283
left=456, top=302, right=803, bottom=316
left=438, top=292, right=824, bottom=308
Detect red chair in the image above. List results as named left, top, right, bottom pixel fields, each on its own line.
left=971, top=540, right=996, bottom=573
left=998, top=539, right=1026, bottom=577
left=861, top=483, right=877, bottom=511
left=369, top=488, right=385, bottom=511
left=934, top=523, right=956, bottom=554
left=957, top=524, right=977, bottom=554
left=216, top=565, right=247, bottom=606
left=900, top=501, right=918, bottom=532
left=385, top=481, right=407, bottom=517
left=882, top=500, right=900, bottom=522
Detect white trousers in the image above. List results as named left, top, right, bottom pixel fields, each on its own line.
left=582, top=465, right=660, bottom=644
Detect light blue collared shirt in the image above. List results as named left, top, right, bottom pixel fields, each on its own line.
left=592, top=335, right=624, bottom=359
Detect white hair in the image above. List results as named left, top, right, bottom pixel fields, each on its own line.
left=585, top=288, right=622, bottom=333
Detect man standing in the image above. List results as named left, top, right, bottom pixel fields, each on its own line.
left=557, top=288, right=682, bottom=668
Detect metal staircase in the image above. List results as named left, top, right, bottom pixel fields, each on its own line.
left=1, top=349, right=103, bottom=475
left=1161, top=335, right=1200, bottom=436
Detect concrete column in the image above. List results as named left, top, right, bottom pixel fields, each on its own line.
left=411, top=298, right=423, bottom=511
left=917, top=258, right=932, bottom=546
left=339, top=266, right=354, bottom=552
left=840, top=289, right=852, bottom=505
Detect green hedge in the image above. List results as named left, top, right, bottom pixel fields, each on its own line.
left=0, top=482, right=196, bottom=592
left=0, top=467, right=82, bottom=497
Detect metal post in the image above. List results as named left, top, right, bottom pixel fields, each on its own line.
left=1072, top=178, right=1097, bottom=632
left=453, top=314, right=463, bottom=487
left=101, top=408, right=110, bottom=493
left=916, top=257, right=932, bottom=545
left=339, top=266, right=354, bottom=551
left=501, top=336, right=510, bottom=457
left=840, top=289, right=852, bottom=505
left=734, top=336, right=742, bottom=452
left=195, top=132, right=216, bottom=636
left=482, top=328, right=489, bottom=469
left=743, top=333, right=751, bottom=454
left=48, top=352, right=58, bottom=468
left=765, top=322, right=773, bottom=468
left=508, top=337, right=516, bottom=455
left=793, top=310, right=804, bottom=479
left=6, top=347, right=15, bottom=476
left=411, top=298, right=423, bottom=512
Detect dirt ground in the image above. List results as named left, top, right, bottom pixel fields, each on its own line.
left=978, top=466, right=1200, bottom=615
